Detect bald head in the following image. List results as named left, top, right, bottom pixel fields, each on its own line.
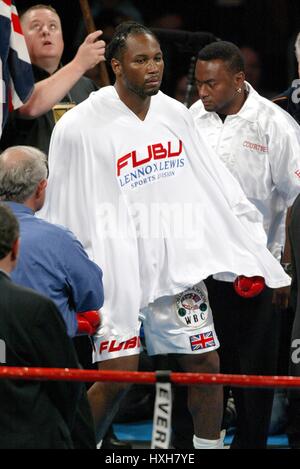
left=0, top=146, right=48, bottom=204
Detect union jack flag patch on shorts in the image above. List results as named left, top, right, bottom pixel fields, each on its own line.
left=189, top=331, right=215, bottom=351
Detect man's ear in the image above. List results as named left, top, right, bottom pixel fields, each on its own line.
left=35, top=179, right=47, bottom=199
left=234, top=71, right=245, bottom=90
left=111, top=58, right=122, bottom=77
left=11, top=237, right=20, bottom=262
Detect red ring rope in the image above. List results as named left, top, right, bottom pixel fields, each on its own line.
left=1, top=366, right=300, bottom=388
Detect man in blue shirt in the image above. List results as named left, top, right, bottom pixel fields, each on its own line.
left=0, top=145, right=104, bottom=337
left=0, top=146, right=105, bottom=449
left=0, top=145, right=132, bottom=450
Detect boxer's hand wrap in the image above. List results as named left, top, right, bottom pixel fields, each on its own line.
left=76, top=310, right=101, bottom=335
left=234, top=276, right=265, bottom=298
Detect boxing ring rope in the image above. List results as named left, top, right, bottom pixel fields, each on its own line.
left=1, top=366, right=299, bottom=449
left=1, top=366, right=300, bottom=388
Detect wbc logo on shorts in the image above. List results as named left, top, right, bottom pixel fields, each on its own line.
left=176, top=287, right=209, bottom=328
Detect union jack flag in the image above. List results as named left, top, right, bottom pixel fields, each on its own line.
left=189, top=331, right=216, bottom=351
left=0, top=0, right=34, bottom=133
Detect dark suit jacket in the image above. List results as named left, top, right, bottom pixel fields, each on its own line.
left=0, top=271, right=86, bottom=449
left=273, top=86, right=300, bottom=125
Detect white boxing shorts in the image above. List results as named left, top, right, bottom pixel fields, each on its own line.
left=92, top=325, right=142, bottom=363
left=92, top=281, right=219, bottom=362
left=141, top=281, right=219, bottom=356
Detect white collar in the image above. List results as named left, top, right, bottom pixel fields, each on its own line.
left=195, top=81, right=260, bottom=123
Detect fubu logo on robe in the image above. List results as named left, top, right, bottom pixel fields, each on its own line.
left=116, top=139, right=186, bottom=190
left=116, top=139, right=183, bottom=176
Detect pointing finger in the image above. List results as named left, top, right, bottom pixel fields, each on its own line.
left=85, top=30, right=103, bottom=44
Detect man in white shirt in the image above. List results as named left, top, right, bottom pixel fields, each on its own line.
left=41, top=24, right=291, bottom=449
left=190, top=40, right=300, bottom=448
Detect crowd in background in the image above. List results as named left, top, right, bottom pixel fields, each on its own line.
left=14, top=0, right=300, bottom=97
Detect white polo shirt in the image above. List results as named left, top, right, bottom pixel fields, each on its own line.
left=190, top=82, right=300, bottom=261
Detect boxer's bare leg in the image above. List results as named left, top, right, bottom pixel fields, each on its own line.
left=88, top=354, right=139, bottom=442
left=176, top=351, right=223, bottom=440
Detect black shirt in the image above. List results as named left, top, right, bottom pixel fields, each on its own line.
left=0, top=64, right=98, bottom=155
left=272, top=84, right=300, bottom=126
left=217, top=112, right=227, bottom=123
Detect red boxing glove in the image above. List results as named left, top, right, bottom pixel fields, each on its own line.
left=234, top=276, right=265, bottom=298
left=76, top=310, right=101, bottom=335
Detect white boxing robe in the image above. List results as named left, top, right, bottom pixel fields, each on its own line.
left=40, top=86, right=290, bottom=342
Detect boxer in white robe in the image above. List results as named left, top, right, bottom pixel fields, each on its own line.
left=40, top=22, right=290, bottom=449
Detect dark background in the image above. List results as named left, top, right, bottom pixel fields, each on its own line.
left=15, top=0, right=300, bottom=97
